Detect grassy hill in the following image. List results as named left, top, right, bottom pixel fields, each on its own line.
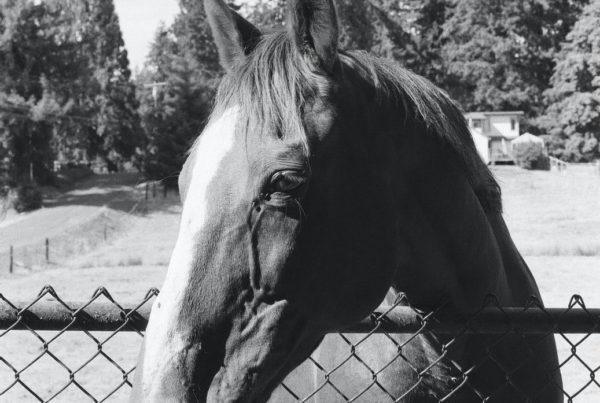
left=0, top=173, right=180, bottom=286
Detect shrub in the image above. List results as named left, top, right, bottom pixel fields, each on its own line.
left=540, top=134, right=566, bottom=160
left=561, top=134, right=600, bottom=162
left=13, top=184, right=43, bottom=213
left=535, top=154, right=551, bottom=170
left=563, top=135, right=586, bottom=162
left=512, top=142, right=550, bottom=171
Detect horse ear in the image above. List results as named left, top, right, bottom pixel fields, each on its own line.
left=204, top=0, right=262, bottom=71
left=288, top=0, right=339, bottom=72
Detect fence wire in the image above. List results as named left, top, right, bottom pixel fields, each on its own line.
left=0, top=287, right=599, bottom=402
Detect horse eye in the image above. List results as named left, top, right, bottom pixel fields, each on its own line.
left=270, top=171, right=306, bottom=193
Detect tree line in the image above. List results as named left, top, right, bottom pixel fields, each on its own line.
left=1, top=0, right=599, bottom=199
left=0, top=0, right=141, bottom=189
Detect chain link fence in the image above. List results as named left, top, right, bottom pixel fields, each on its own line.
left=0, top=287, right=599, bottom=402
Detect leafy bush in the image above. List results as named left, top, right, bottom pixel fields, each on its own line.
left=560, top=135, right=600, bottom=162
left=535, top=154, right=551, bottom=171
left=13, top=184, right=43, bottom=213
left=512, top=142, right=550, bottom=171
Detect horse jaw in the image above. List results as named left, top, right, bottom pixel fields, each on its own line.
left=205, top=299, right=317, bottom=402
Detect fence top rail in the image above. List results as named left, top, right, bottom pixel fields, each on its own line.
left=1, top=300, right=599, bottom=334
left=549, top=156, right=569, bottom=166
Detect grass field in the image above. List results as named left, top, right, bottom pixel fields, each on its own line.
left=0, top=165, right=599, bottom=402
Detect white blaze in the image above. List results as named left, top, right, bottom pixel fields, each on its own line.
left=142, top=107, right=240, bottom=393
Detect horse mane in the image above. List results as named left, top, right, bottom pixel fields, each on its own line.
left=338, top=50, right=503, bottom=213
left=211, top=31, right=502, bottom=214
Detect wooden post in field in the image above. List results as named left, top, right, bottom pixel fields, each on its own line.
left=152, top=183, right=156, bottom=198
left=145, top=183, right=149, bottom=200
left=45, top=238, right=49, bottom=263
left=9, top=246, right=13, bottom=274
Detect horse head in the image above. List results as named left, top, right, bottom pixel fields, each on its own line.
left=132, top=0, right=563, bottom=401
left=132, top=1, right=400, bottom=401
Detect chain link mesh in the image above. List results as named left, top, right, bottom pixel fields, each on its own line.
left=0, top=288, right=598, bottom=402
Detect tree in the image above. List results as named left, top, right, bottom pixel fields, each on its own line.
left=78, top=0, right=142, bottom=166
left=540, top=0, right=600, bottom=162
left=138, top=0, right=220, bottom=188
left=441, top=0, right=588, bottom=124
left=0, top=0, right=142, bottom=191
left=177, top=0, right=222, bottom=85
left=409, top=0, right=451, bottom=84
left=243, top=0, right=285, bottom=30
left=0, top=0, right=80, bottom=185
left=244, top=0, right=449, bottom=84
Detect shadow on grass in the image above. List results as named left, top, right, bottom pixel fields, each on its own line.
left=44, top=173, right=147, bottom=213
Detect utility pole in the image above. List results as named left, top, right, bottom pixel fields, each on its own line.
left=144, top=82, right=168, bottom=108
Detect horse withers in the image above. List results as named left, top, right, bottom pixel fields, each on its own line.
left=131, top=0, right=563, bottom=401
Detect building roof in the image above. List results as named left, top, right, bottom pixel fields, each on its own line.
left=465, top=111, right=525, bottom=119
left=511, top=132, right=544, bottom=144
left=465, top=112, right=486, bottom=119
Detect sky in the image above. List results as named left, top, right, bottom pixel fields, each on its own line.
left=114, top=0, right=260, bottom=72
left=113, top=0, right=180, bottom=72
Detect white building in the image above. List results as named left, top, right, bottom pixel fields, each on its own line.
left=465, top=111, right=524, bottom=164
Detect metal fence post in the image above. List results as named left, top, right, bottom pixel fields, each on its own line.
left=9, top=245, right=13, bottom=274
left=45, top=238, right=49, bottom=263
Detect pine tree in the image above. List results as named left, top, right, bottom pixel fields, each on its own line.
left=440, top=0, right=588, bottom=126
left=79, top=0, right=142, bottom=167
left=139, top=0, right=220, bottom=188
left=177, top=0, right=221, bottom=85
left=540, top=0, right=600, bottom=161
left=410, top=0, right=451, bottom=86
left=0, top=0, right=142, bottom=189
left=244, top=0, right=452, bottom=88
left=0, top=0, right=81, bottom=185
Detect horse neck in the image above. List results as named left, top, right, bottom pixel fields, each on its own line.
left=387, top=137, right=541, bottom=311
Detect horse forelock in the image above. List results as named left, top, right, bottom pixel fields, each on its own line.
left=210, top=32, right=333, bottom=157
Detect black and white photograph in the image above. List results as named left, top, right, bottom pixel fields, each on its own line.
left=0, top=0, right=599, bottom=401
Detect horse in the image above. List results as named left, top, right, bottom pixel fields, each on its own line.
left=131, top=0, right=563, bottom=401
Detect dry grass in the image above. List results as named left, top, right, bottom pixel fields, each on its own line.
left=0, top=166, right=599, bottom=401
left=496, top=164, right=600, bottom=257
left=64, top=199, right=180, bottom=270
